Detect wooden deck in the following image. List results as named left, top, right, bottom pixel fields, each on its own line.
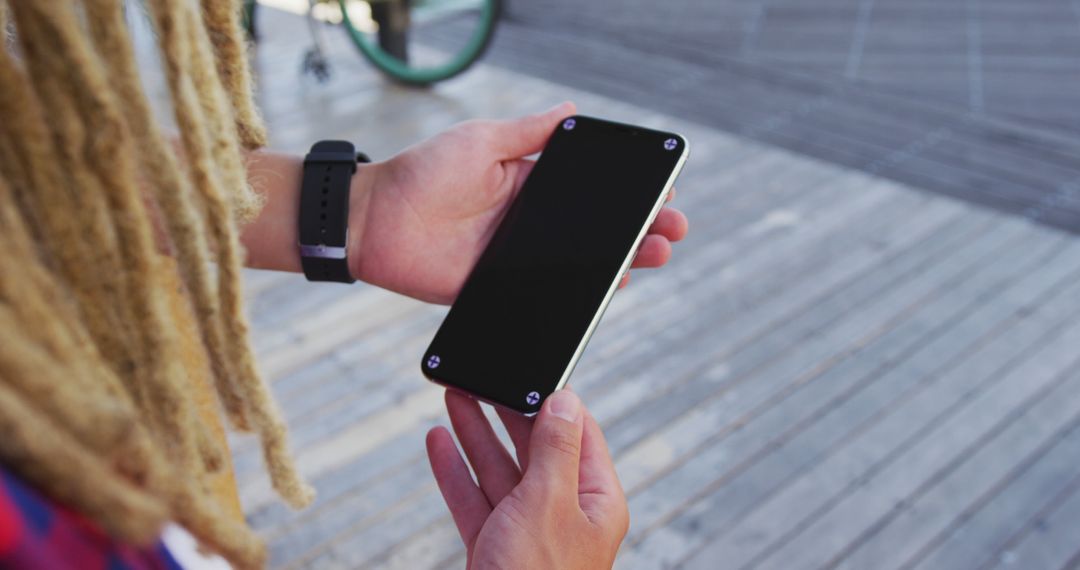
left=458, top=0, right=1080, bottom=235
left=171, top=6, right=1080, bottom=569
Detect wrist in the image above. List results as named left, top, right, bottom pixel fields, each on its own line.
left=346, top=159, right=383, bottom=283
left=239, top=150, right=305, bottom=273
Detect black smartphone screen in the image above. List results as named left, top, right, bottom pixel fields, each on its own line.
left=422, top=115, right=688, bottom=413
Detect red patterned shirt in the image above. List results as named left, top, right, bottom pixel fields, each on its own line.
left=0, top=466, right=181, bottom=570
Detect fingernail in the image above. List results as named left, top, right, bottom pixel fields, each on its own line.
left=547, top=390, right=580, bottom=422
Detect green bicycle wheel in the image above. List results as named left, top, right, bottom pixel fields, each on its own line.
left=243, top=1, right=259, bottom=41
left=337, top=0, right=501, bottom=86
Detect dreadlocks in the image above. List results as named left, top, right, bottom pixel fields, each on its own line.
left=0, top=1, right=311, bottom=567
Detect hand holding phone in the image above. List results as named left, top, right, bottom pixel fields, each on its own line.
left=422, top=115, right=690, bottom=413
left=427, top=389, right=629, bottom=569
left=345, top=103, right=686, bottom=305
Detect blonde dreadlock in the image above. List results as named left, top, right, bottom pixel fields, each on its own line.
left=0, top=1, right=312, bottom=567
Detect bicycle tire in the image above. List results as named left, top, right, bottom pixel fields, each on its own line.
left=242, top=0, right=258, bottom=41
left=338, top=0, right=502, bottom=86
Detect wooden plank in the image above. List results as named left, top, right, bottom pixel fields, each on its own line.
left=744, top=307, right=1080, bottom=570
left=624, top=229, right=1080, bottom=569
left=238, top=383, right=443, bottom=508
left=242, top=268, right=297, bottom=299
left=256, top=324, right=435, bottom=447
left=614, top=221, right=1065, bottom=567
left=272, top=311, right=441, bottom=423
left=230, top=309, right=441, bottom=479
left=679, top=87, right=1072, bottom=221
left=834, top=313, right=1080, bottom=568
left=246, top=428, right=426, bottom=532
left=238, top=326, right=440, bottom=481
left=985, top=473, right=1080, bottom=570
left=609, top=212, right=1018, bottom=461
left=305, top=483, right=447, bottom=569
left=374, top=521, right=463, bottom=570
left=903, top=407, right=1080, bottom=569
left=595, top=194, right=974, bottom=457
left=762, top=91, right=1080, bottom=191
left=675, top=265, right=1080, bottom=569
left=254, top=289, right=419, bottom=378
left=267, top=452, right=433, bottom=567
left=508, top=0, right=1080, bottom=146
left=235, top=310, right=440, bottom=486
left=468, top=13, right=1080, bottom=232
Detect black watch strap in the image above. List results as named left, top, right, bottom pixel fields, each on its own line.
left=298, top=141, right=369, bottom=283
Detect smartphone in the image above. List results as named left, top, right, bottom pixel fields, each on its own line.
left=421, top=115, right=689, bottom=414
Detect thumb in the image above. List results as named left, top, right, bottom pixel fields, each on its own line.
left=494, top=101, right=577, bottom=159
left=523, top=389, right=584, bottom=497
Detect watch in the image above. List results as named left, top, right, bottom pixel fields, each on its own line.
left=298, top=140, right=369, bottom=283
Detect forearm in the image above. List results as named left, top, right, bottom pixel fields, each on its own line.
left=240, top=149, right=377, bottom=274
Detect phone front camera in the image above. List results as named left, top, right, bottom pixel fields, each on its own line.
left=562, top=118, right=576, bottom=131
